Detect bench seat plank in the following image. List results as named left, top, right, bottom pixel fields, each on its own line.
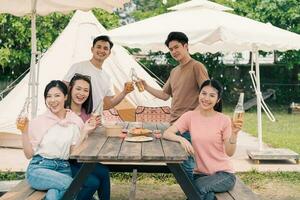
left=216, top=192, right=234, bottom=200
left=228, top=177, right=260, bottom=200
left=0, top=180, right=45, bottom=200
left=25, top=191, right=46, bottom=200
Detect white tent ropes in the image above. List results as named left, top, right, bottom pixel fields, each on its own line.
left=0, top=10, right=171, bottom=135
left=0, top=0, right=129, bottom=118
left=107, top=0, right=300, bottom=151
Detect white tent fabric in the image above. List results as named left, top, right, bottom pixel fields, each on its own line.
left=108, top=7, right=300, bottom=53
left=0, top=10, right=170, bottom=134
left=168, top=0, right=233, bottom=11
left=0, top=0, right=129, bottom=118
left=0, top=0, right=129, bottom=16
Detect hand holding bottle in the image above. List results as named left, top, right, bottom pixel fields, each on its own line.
left=16, top=116, right=29, bottom=133
left=124, top=81, right=134, bottom=94
left=92, top=101, right=104, bottom=126
left=130, top=67, right=145, bottom=92
left=232, top=93, right=244, bottom=135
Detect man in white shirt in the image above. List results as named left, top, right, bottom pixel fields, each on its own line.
left=64, top=35, right=134, bottom=200
left=64, top=35, right=133, bottom=110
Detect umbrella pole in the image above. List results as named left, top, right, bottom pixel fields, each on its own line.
left=254, top=49, right=263, bottom=151
left=30, top=0, right=37, bottom=118
left=248, top=51, right=299, bottom=164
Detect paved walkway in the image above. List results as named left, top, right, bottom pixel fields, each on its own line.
left=0, top=131, right=299, bottom=172
left=232, top=131, right=300, bottom=172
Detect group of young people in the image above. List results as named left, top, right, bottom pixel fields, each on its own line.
left=17, top=32, right=242, bottom=200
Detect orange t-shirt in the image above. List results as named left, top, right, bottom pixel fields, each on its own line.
left=175, top=110, right=234, bottom=175
left=163, top=59, right=209, bottom=124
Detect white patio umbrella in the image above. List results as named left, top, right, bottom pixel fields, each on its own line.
left=0, top=0, right=129, bottom=118
left=168, top=0, right=233, bottom=11
left=107, top=0, right=300, bottom=150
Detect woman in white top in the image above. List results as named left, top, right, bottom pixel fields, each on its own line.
left=17, top=80, right=96, bottom=200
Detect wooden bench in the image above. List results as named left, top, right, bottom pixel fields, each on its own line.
left=0, top=180, right=46, bottom=200
left=216, top=177, right=260, bottom=200
left=105, top=164, right=259, bottom=200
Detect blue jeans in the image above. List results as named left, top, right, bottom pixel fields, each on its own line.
left=178, top=131, right=195, bottom=180
left=26, top=155, right=73, bottom=200
left=70, top=160, right=110, bottom=200
left=193, top=171, right=236, bottom=200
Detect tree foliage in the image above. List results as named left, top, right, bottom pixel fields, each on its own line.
left=131, top=0, right=187, bottom=21
left=0, top=9, right=119, bottom=79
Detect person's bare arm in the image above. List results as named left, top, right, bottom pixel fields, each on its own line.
left=71, top=118, right=97, bottom=152
left=141, top=79, right=170, bottom=100
left=103, top=82, right=134, bottom=109
left=17, top=118, right=34, bottom=159
left=163, top=125, right=194, bottom=156
left=103, top=92, right=126, bottom=109
left=224, top=119, right=243, bottom=156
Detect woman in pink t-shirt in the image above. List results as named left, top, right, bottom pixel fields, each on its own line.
left=65, top=74, right=111, bottom=200
left=164, top=79, right=243, bottom=200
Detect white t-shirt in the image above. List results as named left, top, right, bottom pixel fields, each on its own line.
left=35, top=124, right=80, bottom=160
left=63, top=60, right=115, bottom=110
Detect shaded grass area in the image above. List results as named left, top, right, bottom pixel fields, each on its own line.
left=1, top=171, right=300, bottom=200
left=2, top=170, right=299, bottom=184
left=238, top=170, right=300, bottom=200
left=238, top=170, right=300, bottom=186
left=0, top=171, right=24, bottom=181
left=112, top=173, right=176, bottom=185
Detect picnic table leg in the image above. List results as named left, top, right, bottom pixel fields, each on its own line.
left=62, top=162, right=97, bottom=200
left=167, top=163, right=201, bottom=200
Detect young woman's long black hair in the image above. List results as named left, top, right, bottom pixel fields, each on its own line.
left=65, top=74, right=93, bottom=114
left=199, top=79, right=223, bottom=112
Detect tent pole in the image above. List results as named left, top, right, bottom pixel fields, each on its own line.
left=30, top=0, right=37, bottom=118
left=254, top=49, right=263, bottom=151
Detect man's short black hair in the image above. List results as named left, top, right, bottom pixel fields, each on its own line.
left=165, top=31, right=189, bottom=47
left=93, top=35, right=114, bottom=49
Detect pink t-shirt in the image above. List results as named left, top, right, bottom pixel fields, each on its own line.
left=79, top=108, right=91, bottom=123
left=175, top=110, right=233, bottom=175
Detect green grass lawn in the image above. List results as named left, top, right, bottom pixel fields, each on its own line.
left=224, top=105, right=300, bottom=154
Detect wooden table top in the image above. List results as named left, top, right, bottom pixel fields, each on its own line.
left=70, top=122, right=187, bottom=163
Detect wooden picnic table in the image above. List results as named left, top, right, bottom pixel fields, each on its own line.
left=62, top=122, right=201, bottom=200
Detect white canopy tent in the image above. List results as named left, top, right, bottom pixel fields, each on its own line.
left=0, top=0, right=129, bottom=118
left=108, top=6, right=300, bottom=53
left=168, top=0, right=233, bottom=11
left=107, top=0, right=300, bottom=150
left=0, top=10, right=170, bottom=135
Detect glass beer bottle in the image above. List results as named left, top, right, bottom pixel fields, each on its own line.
left=130, top=67, right=144, bottom=92
left=93, top=100, right=104, bottom=126
left=233, top=93, right=244, bottom=123
left=16, top=98, right=30, bottom=133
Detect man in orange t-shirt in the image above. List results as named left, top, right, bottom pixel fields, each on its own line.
left=141, top=32, right=209, bottom=179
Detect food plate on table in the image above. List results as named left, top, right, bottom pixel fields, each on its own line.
left=129, top=128, right=152, bottom=136
left=125, top=136, right=153, bottom=142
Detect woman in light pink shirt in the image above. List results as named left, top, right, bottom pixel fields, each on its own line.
left=164, top=79, right=243, bottom=200
left=65, top=74, right=111, bottom=200
left=16, top=80, right=96, bottom=200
